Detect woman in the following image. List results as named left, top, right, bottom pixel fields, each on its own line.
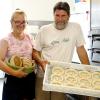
left=0, top=9, right=45, bottom=100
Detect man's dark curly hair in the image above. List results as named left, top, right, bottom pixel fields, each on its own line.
left=53, top=2, right=70, bottom=16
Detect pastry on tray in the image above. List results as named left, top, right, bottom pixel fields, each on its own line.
left=64, top=68, right=78, bottom=77
left=92, top=79, right=100, bottom=90
left=78, top=78, right=92, bottom=88
left=52, top=66, right=64, bottom=75
left=50, top=74, right=63, bottom=85
left=64, top=76, right=77, bottom=86
left=79, top=70, right=91, bottom=79
left=92, top=71, right=100, bottom=80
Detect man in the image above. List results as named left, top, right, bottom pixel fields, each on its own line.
left=33, top=1, right=91, bottom=100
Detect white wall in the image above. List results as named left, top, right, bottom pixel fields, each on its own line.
left=0, top=2, right=12, bottom=99
left=11, top=0, right=75, bottom=20
left=91, top=0, right=100, bottom=28
left=0, top=0, right=12, bottom=39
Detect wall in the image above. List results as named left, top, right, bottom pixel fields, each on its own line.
left=91, top=0, right=100, bottom=28
left=0, top=1, right=12, bottom=99
left=0, top=0, right=12, bottom=39
left=11, top=0, right=75, bottom=20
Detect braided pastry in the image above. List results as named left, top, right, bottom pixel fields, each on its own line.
left=92, top=71, right=100, bottom=80
left=52, top=66, right=64, bottom=75
left=79, top=71, right=91, bottom=79
left=92, top=79, right=100, bottom=90
left=50, top=74, right=63, bottom=85
left=78, top=78, right=91, bottom=88
left=64, top=68, right=78, bottom=77
left=64, top=76, right=77, bottom=86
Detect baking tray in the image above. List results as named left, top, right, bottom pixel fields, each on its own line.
left=43, top=61, right=100, bottom=98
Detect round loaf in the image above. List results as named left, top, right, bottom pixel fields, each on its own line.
left=22, top=57, right=32, bottom=67
left=10, top=55, right=22, bottom=67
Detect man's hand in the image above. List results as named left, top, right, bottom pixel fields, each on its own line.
left=39, top=60, right=48, bottom=72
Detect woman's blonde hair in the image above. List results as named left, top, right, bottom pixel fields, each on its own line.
left=11, top=9, right=26, bottom=22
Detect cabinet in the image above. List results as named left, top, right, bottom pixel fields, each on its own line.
left=89, top=29, right=100, bottom=63
left=89, top=0, right=100, bottom=65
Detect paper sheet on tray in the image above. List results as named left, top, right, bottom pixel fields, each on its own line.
left=43, top=61, right=100, bottom=98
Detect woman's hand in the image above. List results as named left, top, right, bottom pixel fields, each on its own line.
left=13, top=67, right=28, bottom=78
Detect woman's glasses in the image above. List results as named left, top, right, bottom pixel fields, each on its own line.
left=13, top=20, right=27, bottom=25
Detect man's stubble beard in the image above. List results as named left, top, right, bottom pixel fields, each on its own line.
left=55, top=21, right=68, bottom=30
